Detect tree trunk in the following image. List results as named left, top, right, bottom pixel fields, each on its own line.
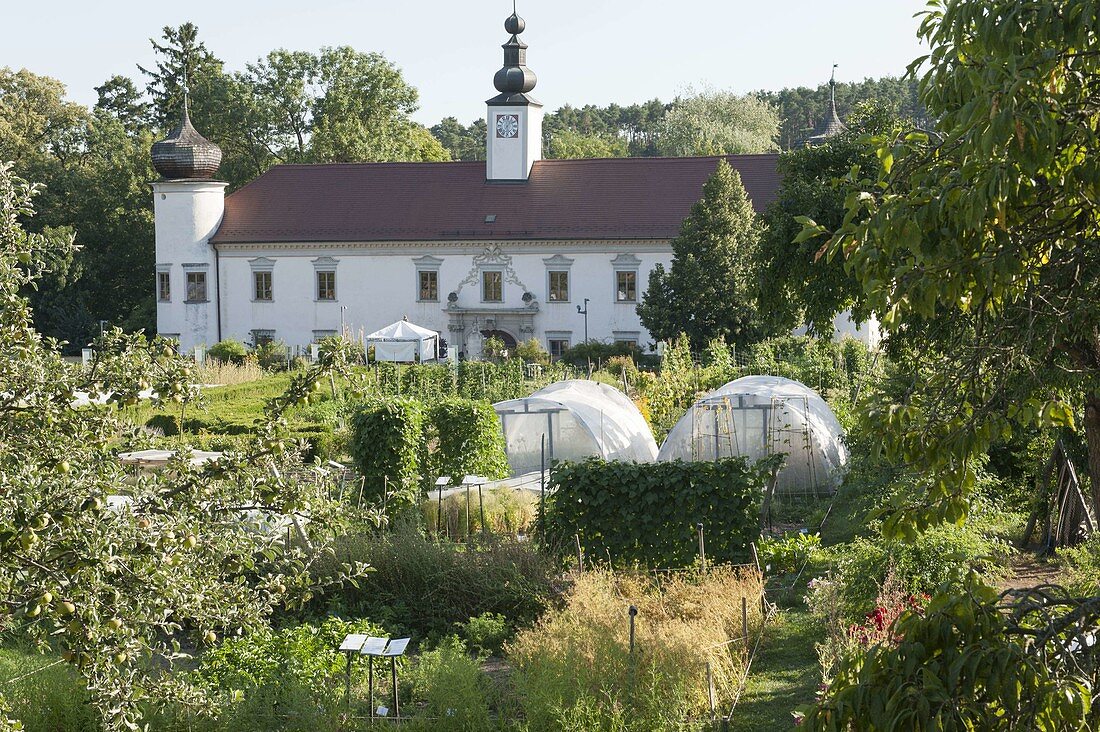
left=1084, top=392, right=1100, bottom=519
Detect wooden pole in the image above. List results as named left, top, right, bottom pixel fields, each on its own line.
left=478, top=483, right=486, bottom=538
left=575, top=533, right=584, bottom=571
left=465, top=485, right=472, bottom=540
left=628, top=605, right=637, bottom=655
left=345, top=651, right=353, bottom=709
left=437, top=483, right=444, bottom=538
left=368, top=656, right=374, bottom=719
left=391, top=657, right=400, bottom=718
left=707, top=660, right=716, bottom=720
left=742, top=596, right=749, bottom=641
left=697, top=522, right=706, bottom=572
left=540, top=434, right=547, bottom=542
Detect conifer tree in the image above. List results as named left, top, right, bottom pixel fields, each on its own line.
left=638, top=160, right=767, bottom=350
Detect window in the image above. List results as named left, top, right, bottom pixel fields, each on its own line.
left=482, top=270, right=503, bottom=302
left=185, top=271, right=207, bottom=302
left=317, top=270, right=336, bottom=301
left=312, top=330, right=337, bottom=341
left=616, top=271, right=637, bottom=302
left=548, top=270, right=569, bottom=302
left=252, top=329, right=275, bottom=347
left=548, top=338, right=570, bottom=360
left=157, top=271, right=171, bottom=302
left=253, top=271, right=272, bottom=301
left=419, top=270, right=438, bottom=302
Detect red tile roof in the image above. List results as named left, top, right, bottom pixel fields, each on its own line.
left=210, top=154, right=780, bottom=244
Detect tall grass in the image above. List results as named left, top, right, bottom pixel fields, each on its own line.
left=196, top=358, right=267, bottom=386
left=420, top=487, right=538, bottom=539
left=508, top=567, right=765, bottom=730
left=309, top=523, right=559, bottom=640
left=0, top=647, right=98, bottom=731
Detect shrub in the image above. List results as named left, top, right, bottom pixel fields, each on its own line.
left=481, top=335, right=507, bottom=362
left=803, top=585, right=1092, bottom=730
left=545, top=457, right=777, bottom=568
left=1059, top=537, right=1100, bottom=594
left=427, top=398, right=510, bottom=482
left=559, top=341, right=643, bottom=370
left=509, top=567, right=764, bottom=730
left=758, top=531, right=823, bottom=575
left=457, top=359, right=526, bottom=403
left=254, top=340, right=291, bottom=371
left=195, top=616, right=385, bottom=697
left=460, top=612, right=511, bottom=656
left=406, top=636, right=495, bottom=731
left=309, top=523, right=558, bottom=640
left=515, top=337, right=550, bottom=366
left=207, top=338, right=248, bottom=365
left=815, top=522, right=1009, bottom=622
left=349, top=397, right=427, bottom=506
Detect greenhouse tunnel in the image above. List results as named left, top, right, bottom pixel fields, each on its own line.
left=657, top=375, right=848, bottom=497
left=493, top=380, right=658, bottom=477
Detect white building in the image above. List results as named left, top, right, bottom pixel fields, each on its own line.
left=151, top=11, right=874, bottom=357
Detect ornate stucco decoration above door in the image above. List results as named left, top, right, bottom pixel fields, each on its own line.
left=448, top=244, right=537, bottom=308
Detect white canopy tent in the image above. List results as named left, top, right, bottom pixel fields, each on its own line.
left=366, top=319, right=440, bottom=363
left=657, top=375, right=848, bottom=497
left=493, top=380, right=658, bottom=476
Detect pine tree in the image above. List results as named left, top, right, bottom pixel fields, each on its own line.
left=638, top=159, right=767, bottom=350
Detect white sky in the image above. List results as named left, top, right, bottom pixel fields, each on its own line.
left=2, top=0, right=929, bottom=125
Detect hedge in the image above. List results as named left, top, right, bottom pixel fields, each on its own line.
left=428, top=398, right=510, bottom=482
left=544, top=457, right=777, bottom=568
left=349, top=397, right=427, bottom=506
left=348, top=396, right=510, bottom=507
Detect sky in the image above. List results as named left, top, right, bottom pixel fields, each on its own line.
left=1, top=0, right=929, bottom=126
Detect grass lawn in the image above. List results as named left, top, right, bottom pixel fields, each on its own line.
left=728, top=608, right=820, bottom=731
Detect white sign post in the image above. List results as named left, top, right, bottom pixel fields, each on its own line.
left=338, top=633, right=369, bottom=708
left=383, top=638, right=411, bottom=718
left=359, top=636, right=389, bottom=719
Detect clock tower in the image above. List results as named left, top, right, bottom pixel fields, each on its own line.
left=486, top=9, right=542, bottom=181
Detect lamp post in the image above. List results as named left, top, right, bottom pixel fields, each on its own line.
left=576, top=298, right=590, bottom=343
left=340, top=305, right=347, bottom=335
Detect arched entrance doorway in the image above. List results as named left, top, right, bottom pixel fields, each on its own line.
left=480, top=329, right=518, bottom=351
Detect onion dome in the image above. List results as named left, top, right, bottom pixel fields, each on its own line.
left=491, top=11, right=537, bottom=100
left=803, top=65, right=848, bottom=147
left=151, top=95, right=222, bottom=179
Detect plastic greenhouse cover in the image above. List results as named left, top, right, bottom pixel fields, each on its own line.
left=494, top=380, right=658, bottom=476
left=657, top=375, right=848, bottom=495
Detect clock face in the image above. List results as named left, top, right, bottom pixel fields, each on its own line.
left=495, top=114, right=519, bottom=138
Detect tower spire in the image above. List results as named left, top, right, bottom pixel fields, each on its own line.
left=803, top=64, right=847, bottom=146
left=828, top=63, right=838, bottom=118
left=151, top=70, right=222, bottom=180
left=182, top=67, right=191, bottom=120
left=485, top=6, right=543, bottom=180
left=491, top=7, right=537, bottom=101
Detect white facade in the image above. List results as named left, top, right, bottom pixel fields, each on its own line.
left=153, top=179, right=227, bottom=352
left=212, top=241, right=668, bottom=355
